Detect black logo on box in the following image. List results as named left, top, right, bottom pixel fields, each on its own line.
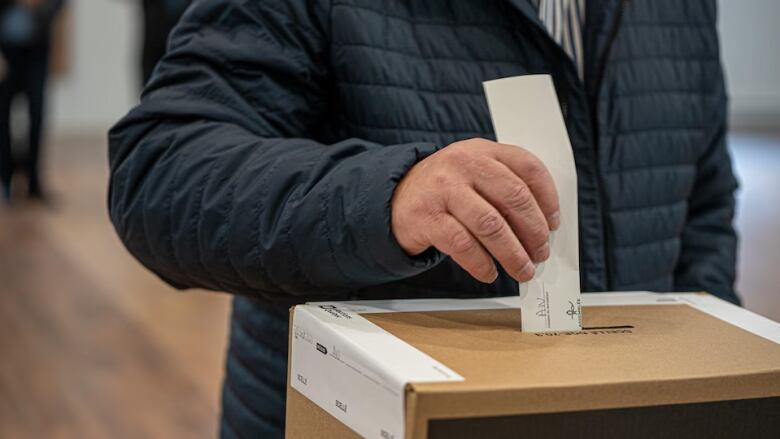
left=380, top=429, right=395, bottom=439
left=335, top=400, right=347, bottom=412
left=318, top=304, right=353, bottom=319
left=316, top=343, right=328, bottom=355
left=297, top=374, right=307, bottom=385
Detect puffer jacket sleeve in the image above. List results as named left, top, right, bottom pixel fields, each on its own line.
left=107, top=0, right=443, bottom=302
left=673, top=50, right=739, bottom=304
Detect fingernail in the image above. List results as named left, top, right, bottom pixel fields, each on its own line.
left=518, top=261, right=535, bottom=281
left=534, top=243, right=550, bottom=262
left=483, top=266, right=499, bottom=283
left=549, top=211, right=561, bottom=231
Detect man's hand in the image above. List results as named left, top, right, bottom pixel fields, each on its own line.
left=391, top=138, right=560, bottom=283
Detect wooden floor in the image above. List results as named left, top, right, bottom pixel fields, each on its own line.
left=0, top=131, right=778, bottom=438
left=0, top=136, right=231, bottom=438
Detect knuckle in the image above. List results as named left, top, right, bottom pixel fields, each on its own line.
left=408, top=196, right=432, bottom=218
left=502, top=143, right=528, bottom=158
left=475, top=211, right=505, bottom=239
left=448, top=182, right=472, bottom=200
left=430, top=166, right=463, bottom=189
left=470, top=138, right=494, bottom=149
left=524, top=157, right=544, bottom=178
left=440, top=150, right=467, bottom=169
left=449, top=138, right=494, bottom=159
left=470, top=156, right=496, bottom=178
left=442, top=181, right=470, bottom=207
left=448, top=229, right=477, bottom=255
left=504, top=184, right=534, bottom=210
left=432, top=171, right=451, bottom=187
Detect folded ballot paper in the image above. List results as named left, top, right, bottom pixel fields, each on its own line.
left=484, top=75, right=582, bottom=332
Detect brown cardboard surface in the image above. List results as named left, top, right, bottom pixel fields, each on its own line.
left=286, top=386, right=360, bottom=439
left=287, top=304, right=780, bottom=438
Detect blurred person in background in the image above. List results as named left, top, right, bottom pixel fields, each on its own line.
left=140, top=0, right=190, bottom=86
left=0, top=0, right=64, bottom=203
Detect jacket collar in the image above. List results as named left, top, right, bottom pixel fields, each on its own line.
left=502, top=0, right=547, bottom=32
left=502, top=0, right=624, bottom=90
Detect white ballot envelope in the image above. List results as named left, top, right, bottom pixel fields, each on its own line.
left=484, top=75, right=582, bottom=332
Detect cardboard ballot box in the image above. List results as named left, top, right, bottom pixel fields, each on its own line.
left=286, top=292, right=780, bottom=438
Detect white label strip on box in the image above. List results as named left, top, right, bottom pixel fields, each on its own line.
left=583, top=292, right=780, bottom=345
left=483, top=75, right=582, bottom=332
left=658, top=293, right=780, bottom=345
left=290, top=304, right=463, bottom=439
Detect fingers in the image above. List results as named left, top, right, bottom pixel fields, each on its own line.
left=427, top=213, right=498, bottom=283
left=492, top=145, right=560, bottom=230
left=444, top=188, right=536, bottom=282
left=391, top=138, right=560, bottom=285
left=471, top=160, right=551, bottom=263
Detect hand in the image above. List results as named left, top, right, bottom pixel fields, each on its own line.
left=391, top=138, right=560, bottom=283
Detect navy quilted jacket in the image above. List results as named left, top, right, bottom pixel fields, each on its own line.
left=108, top=0, right=739, bottom=437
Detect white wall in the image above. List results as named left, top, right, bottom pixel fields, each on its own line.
left=718, top=0, right=780, bottom=130
left=50, top=0, right=140, bottom=139
left=48, top=0, right=779, bottom=137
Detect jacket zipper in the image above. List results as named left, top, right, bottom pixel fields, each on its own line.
left=590, top=0, right=629, bottom=290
